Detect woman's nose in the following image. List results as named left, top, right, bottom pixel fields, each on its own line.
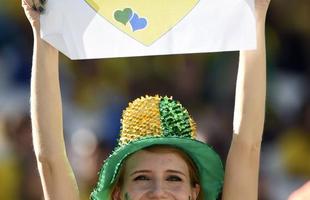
left=147, top=181, right=168, bottom=199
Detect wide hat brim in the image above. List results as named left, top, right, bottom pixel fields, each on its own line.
left=91, top=136, right=224, bottom=200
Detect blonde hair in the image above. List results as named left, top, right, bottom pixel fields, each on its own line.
left=111, top=145, right=203, bottom=200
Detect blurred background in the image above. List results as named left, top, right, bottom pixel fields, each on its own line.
left=0, top=0, right=309, bottom=199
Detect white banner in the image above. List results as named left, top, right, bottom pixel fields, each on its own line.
left=40, top=0, right=256, bottom=60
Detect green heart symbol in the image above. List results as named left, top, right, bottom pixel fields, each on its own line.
left=114, top=8, right=133, bottom=25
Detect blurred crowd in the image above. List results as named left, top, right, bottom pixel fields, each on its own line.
left=0, top=0, right=309, bottom=199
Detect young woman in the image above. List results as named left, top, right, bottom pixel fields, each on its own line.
left=22, top=0, right=270, bottom=199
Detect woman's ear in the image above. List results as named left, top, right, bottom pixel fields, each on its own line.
left=191, top=183, right=201, bottom=200
left=112, top=186, right=121, bottom=200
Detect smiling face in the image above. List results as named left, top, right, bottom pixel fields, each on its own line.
left=112, top=146, right=200, bottom=200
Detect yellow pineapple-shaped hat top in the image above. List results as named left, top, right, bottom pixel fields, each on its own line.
left=118, top=95, right=197, bottom=146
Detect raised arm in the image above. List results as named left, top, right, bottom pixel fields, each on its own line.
left=22, top=0, right=79, bottom=199
left=222, top=0, right=270, bottom=199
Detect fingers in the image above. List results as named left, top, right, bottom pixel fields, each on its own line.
left=38, top=0, right=47, bottom=12
left=33, top=0, right=47, bottom=13
left=22, top=0, right=47, bottom=13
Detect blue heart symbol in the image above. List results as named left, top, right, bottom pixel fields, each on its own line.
left=129, top=13, right=147, bottom=31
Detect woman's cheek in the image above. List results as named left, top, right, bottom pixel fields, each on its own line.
left=167, top=182, right=195, bottom=200
left=167, top=182, right=190, bottom=191
left=122, top=190, right=146, bottom=200
left=123, top=183, right=150, bottom=199
left=123, top=182, right=191, bottom=199
left=167, top=184, right=191, bottom=197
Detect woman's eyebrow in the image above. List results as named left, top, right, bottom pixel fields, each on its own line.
left=166, top=169, right=186, bottom=176
left=129, top=169, right=186, bottom=176
left=129, top=170, right=152, bottom=176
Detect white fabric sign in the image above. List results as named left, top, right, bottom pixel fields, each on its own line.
left=40, top=0, right=256, bottom=60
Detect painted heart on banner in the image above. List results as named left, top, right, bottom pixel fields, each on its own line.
left=84, top=0, right=199, bottom=46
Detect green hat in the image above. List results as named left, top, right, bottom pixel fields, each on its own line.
left=91, top=95, right=224, bottom=200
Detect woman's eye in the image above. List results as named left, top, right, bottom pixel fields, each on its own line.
left=134, top=175, right=150, bottom=181
left=167, top=175, right=182, bottom=182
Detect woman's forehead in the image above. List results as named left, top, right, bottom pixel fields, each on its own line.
left=124, top=150, right=190, bottom=174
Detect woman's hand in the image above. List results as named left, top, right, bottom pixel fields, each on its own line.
left=21, top=0, right=46, bottom=31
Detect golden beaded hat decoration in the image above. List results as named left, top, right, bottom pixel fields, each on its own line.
left=119, top=95, right=196, bottom=145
